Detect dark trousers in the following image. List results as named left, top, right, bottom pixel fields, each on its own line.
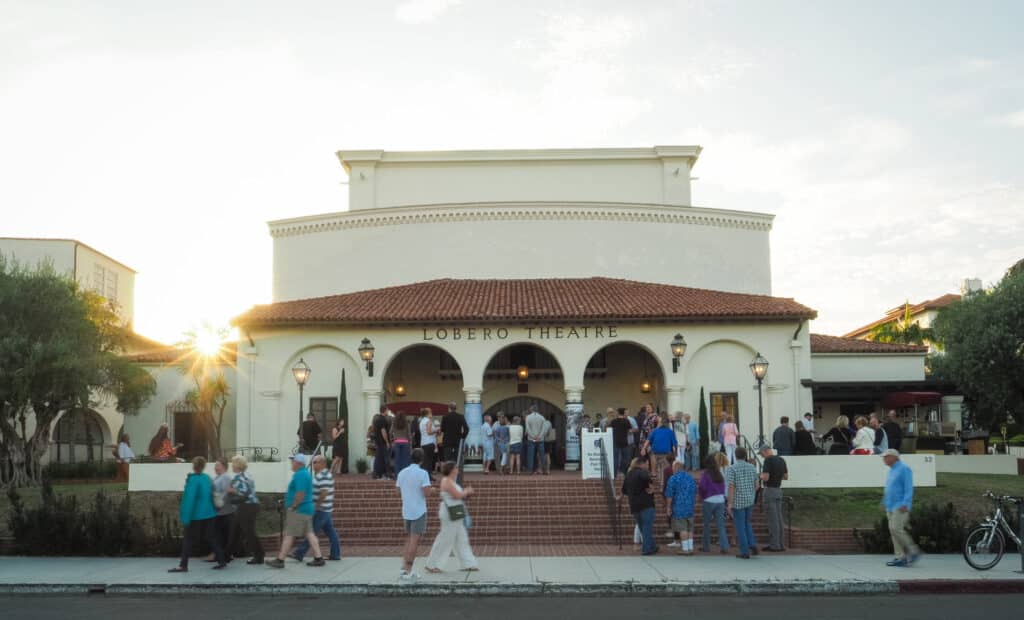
left=213, top=513, right=233, bottom=559
left=228, top=502, right=264, bottom=561
left=180, top=517, right=223, bottom=569
left=421, top=444, right=436, bottom=474
left=373, top=440, right=390, bottom=478
left=443, top=443, right=460, bottom=463
left=392, top=442, right=411, bottom=474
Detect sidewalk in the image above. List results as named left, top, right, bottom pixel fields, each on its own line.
left=1, top=554, right=1023, bottom=595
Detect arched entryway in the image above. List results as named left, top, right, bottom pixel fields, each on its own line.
left=49, top=408, right=109, bottom=463
left=582, top=341, right=667, bottom=415
left=484, top=396, right=566, bottom=468
left=381, top=344, right=464, bottom=408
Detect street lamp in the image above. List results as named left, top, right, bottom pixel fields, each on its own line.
left=749, top=352, right=769, bottom=448
left=358, top=338, right=375, bottom=377
left=291, top=358, right=311, bottom=427
left=671, top=334, right=687, bottom=373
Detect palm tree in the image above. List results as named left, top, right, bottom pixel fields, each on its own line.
left=869, top=301, right=934, bottom=345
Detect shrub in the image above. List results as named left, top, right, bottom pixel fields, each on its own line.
left=854, top=502, right=966, bottom=553
left=355, top=458, right=369, bottom=474
left=42, top=460, right=117, bottom=480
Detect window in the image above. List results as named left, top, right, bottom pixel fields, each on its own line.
left=52, top=409, right=105, bottom=463
left=309, top=397, right=339, bottom=437
left=710, top=392, right=739, bottom=439
left=91, top=264, right=118, bottom=303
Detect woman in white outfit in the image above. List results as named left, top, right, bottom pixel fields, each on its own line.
left=425, top=461, right=479, bottom=573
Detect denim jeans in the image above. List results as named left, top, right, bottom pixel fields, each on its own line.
left=293, top=510, right=341, bottom=560
left=688, top=446, right=701, bottom=470
left=614, top=446, right=632, bottom=474
left=731, top=506, right=757, bottom=556
left=702, top=500, right=729, bottom=551
left=633, top=507, right=657, bottom=555
left=527, top=440, right=546, bottom=473
left=392, top=442, right=411, bottom=475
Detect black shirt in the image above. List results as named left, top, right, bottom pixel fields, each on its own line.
left=609, top=417, right=632, bottom=448
left=301, top=419, right=322, bottom=450
left=794, top=430, right=817, bottom=455
left=371, top=414, right=390, bottom=444
left=882, top=421, right=903, bottom=449
left=440, top=412, right=468, bottom=448
left=761, top=455, right=788, bottom=488
left=621, top=467, right=655, bottom=513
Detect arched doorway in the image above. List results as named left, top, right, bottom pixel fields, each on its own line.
left=50, top=408, right=108, bottom=463
left=583, top=342, right=667, bottom=414
left=381, top=344, right=464, bottom=409
left=485, top=397, right=566, bottom=469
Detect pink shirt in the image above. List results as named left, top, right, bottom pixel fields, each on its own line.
left=722, top=423, right=738, bottom=445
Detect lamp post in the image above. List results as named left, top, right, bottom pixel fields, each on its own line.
left=292, top=358, right=311, bottom=427
left=358, top=338, right=375, bottom=377
left=671, top=334, right=687, bottom=373
left=750, top=352, right=769, bottom=448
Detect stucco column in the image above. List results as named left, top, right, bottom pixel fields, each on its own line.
left=363, top=388, right=382, bottom=431
left=564, top=386, right=584, bottom=470
left=666, top=386, right=685, bottom=416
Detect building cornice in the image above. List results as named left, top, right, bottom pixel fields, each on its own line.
left=336, top=145, right=702, bottom=172
left=267, top=202, right=773, bottom=239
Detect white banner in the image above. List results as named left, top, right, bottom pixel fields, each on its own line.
left=581, top=429, right=615, bottom=479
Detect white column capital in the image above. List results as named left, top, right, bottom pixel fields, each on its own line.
left=564, top=386, right=584, bottom=404
left=463, top=387, right=482, bottom=404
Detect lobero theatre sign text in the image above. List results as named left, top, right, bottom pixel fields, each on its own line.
left=422, top=325, right=619, bottom=342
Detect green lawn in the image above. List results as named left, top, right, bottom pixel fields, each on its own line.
left=787, top=473, right=1024, bottom=529
left=1, top=483, right=283, bottom=537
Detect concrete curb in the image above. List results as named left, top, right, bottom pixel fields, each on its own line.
left=0, top=580, right=904, bottom=596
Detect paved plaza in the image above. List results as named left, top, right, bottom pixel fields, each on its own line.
left=1, top=554, right=1022, bottom=595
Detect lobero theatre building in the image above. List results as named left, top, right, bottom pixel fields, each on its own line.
left=202, top=145, right=927, bottom=470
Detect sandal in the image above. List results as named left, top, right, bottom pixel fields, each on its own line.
left=425, top=567, right=443, bottom=573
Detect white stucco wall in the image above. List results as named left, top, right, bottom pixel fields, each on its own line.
left=76, top=243, right=136, bottom=326
left=270, top=203, right=773, bottom=302
left=934, top=455, right=1018, bottom=475
left=128, top=461, right=291, bottom=492
left=0, top=238, right=76, bottom=275
left=811, top=353, right=926, bottom=382
left=785, top=454, right=937, bottom=488
left=235, top=321, right=812, bottom=461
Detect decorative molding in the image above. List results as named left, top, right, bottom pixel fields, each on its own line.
left=336, top=146, right=702, bottom=168
left=258, top=390, right=281, bottom=399
left=269, top=202, right=774, bottom=239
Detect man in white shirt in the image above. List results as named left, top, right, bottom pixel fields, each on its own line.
left=524, top=405, right=547, bottom=475
left=802, top=412, right=815, bottom=434
left=418, top=410, right=437, bottom=479
left=395, top=448, right=432, bottom=581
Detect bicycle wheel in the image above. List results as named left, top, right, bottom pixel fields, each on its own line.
left=962, top=526, right=1005, bottom=570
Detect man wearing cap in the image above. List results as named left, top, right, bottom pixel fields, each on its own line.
left=266, top=454, right=325, bottom=568
left=759, top=443, right=788, bottom=552
left=882, top=449, right=921, bottom=567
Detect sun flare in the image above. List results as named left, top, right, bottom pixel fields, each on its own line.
left=194, top=331, right=223, bottom=357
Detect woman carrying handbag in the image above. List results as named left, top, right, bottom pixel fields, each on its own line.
left=424, top=461, right=479, bottom=573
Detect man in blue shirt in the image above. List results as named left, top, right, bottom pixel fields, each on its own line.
left=882, top=449, right=921, bottom=567
left=664, top=461, right=698, bottom=555
left=267, top=454, right=325, bottom=568
left=646, top=417, right=677, bottom=483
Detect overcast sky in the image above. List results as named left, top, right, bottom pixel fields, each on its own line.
left=2, top=0, right=1022, bottom=343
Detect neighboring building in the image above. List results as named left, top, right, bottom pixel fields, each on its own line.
left=0, top=237, right=137, bottom=327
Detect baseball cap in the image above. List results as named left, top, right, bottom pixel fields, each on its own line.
left=882, top=449, right=900, bottom=457
left=290, top=453, right=308, bottom=465
left=757, top=442, right=773, bottom=453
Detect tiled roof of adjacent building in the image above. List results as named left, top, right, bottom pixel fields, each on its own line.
left=233, top=278, right=817, bottom=326
left=810, top=333, right=927, bottom=354
left=124, top=341, right=237, bottom=365
left=842, top=293, right=960, bottom=338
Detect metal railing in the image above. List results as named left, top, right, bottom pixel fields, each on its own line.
left=455, top=437, right=466, bottom=486
left=738, top=434, right=762, bottom=469
left=597, top=436, right=622, bottom=549
left=228, top=446, right=281, bottom=462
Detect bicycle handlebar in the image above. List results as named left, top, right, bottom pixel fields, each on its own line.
left=983, top=490, right=1024, bottom=504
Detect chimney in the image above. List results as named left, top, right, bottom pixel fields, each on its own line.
left=960, top=278, right=982, bottom=295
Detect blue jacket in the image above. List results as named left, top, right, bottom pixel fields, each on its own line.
left=180, top=472, right=216, bottom=526
left=649, top=427, right=677, bottom=454
left=883, top=459, right=914, bottom=512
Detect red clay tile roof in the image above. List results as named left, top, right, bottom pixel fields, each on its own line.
left=810, top=333, right=927, bottom=354
left=124, top=342, right=237, bottom=365
left=843, top=293, right=961, bottom=338
left=233, top=278, right=817, bottom=326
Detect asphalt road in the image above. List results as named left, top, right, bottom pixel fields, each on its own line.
left=2, top=594, right=1022, bottom=620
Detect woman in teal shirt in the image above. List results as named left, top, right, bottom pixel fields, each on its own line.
left=169, top=456, right=226, bottom=572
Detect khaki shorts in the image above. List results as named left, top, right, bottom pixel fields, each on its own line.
left=285, top=511, right=313, bottom=537
left=404, top=514, right=427, bottom=535
left=671, top=517, right=694, bottom=534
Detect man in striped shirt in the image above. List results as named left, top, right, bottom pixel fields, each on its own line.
left=292, top=454, right=341, bottom=561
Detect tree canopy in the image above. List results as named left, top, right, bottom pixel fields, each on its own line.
left=931, top=262, right=1024, bottom=430
left=0, top=258, right=156, bottom=486
left=869, top=302, right=934, bottom=346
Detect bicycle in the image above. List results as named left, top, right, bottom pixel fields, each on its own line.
left=962, top=491, right=1023, bottom=570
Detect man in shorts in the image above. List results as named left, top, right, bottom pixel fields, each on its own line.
left=664, top=461, right=698, bottom=555
left=396, top=448, right=432, bottom=581
left=266, top=454, right=324, bottom=568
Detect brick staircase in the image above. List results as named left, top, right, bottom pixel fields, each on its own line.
left=323, top=471, right=770, bottom=551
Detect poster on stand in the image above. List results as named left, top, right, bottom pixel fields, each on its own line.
left=581, top=429, right=615, bottom=479
left=565, top=402, right=583, bottom=467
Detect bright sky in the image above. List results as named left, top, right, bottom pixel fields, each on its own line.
left=3, top=0, right=1022, bottom=344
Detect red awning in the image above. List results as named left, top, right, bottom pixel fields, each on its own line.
left=882, top=391, right=943, bottom=409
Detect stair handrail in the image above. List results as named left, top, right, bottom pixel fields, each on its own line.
left=455, top=437, right=466, bottom=486
left=597, top=435, right=622, bottom=549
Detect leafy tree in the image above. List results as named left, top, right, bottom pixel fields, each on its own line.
left=0, top=258, right=156, bottom=487
left=931, top=262, right=1024, bottom=429
left=698, top=386, right=709, bottom=464
left=869, top=301, right=934, bottom=346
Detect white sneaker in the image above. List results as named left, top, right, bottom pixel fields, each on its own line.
left=667, top=541, right=680, bottom=548
left=399, top=570, right=419, bottom=582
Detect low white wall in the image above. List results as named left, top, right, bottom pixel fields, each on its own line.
left=128, top=462, right=293, bottom=493
left=935, top=455, right=1019, bottom=475
left=783, top=455, right=936, bottom=488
